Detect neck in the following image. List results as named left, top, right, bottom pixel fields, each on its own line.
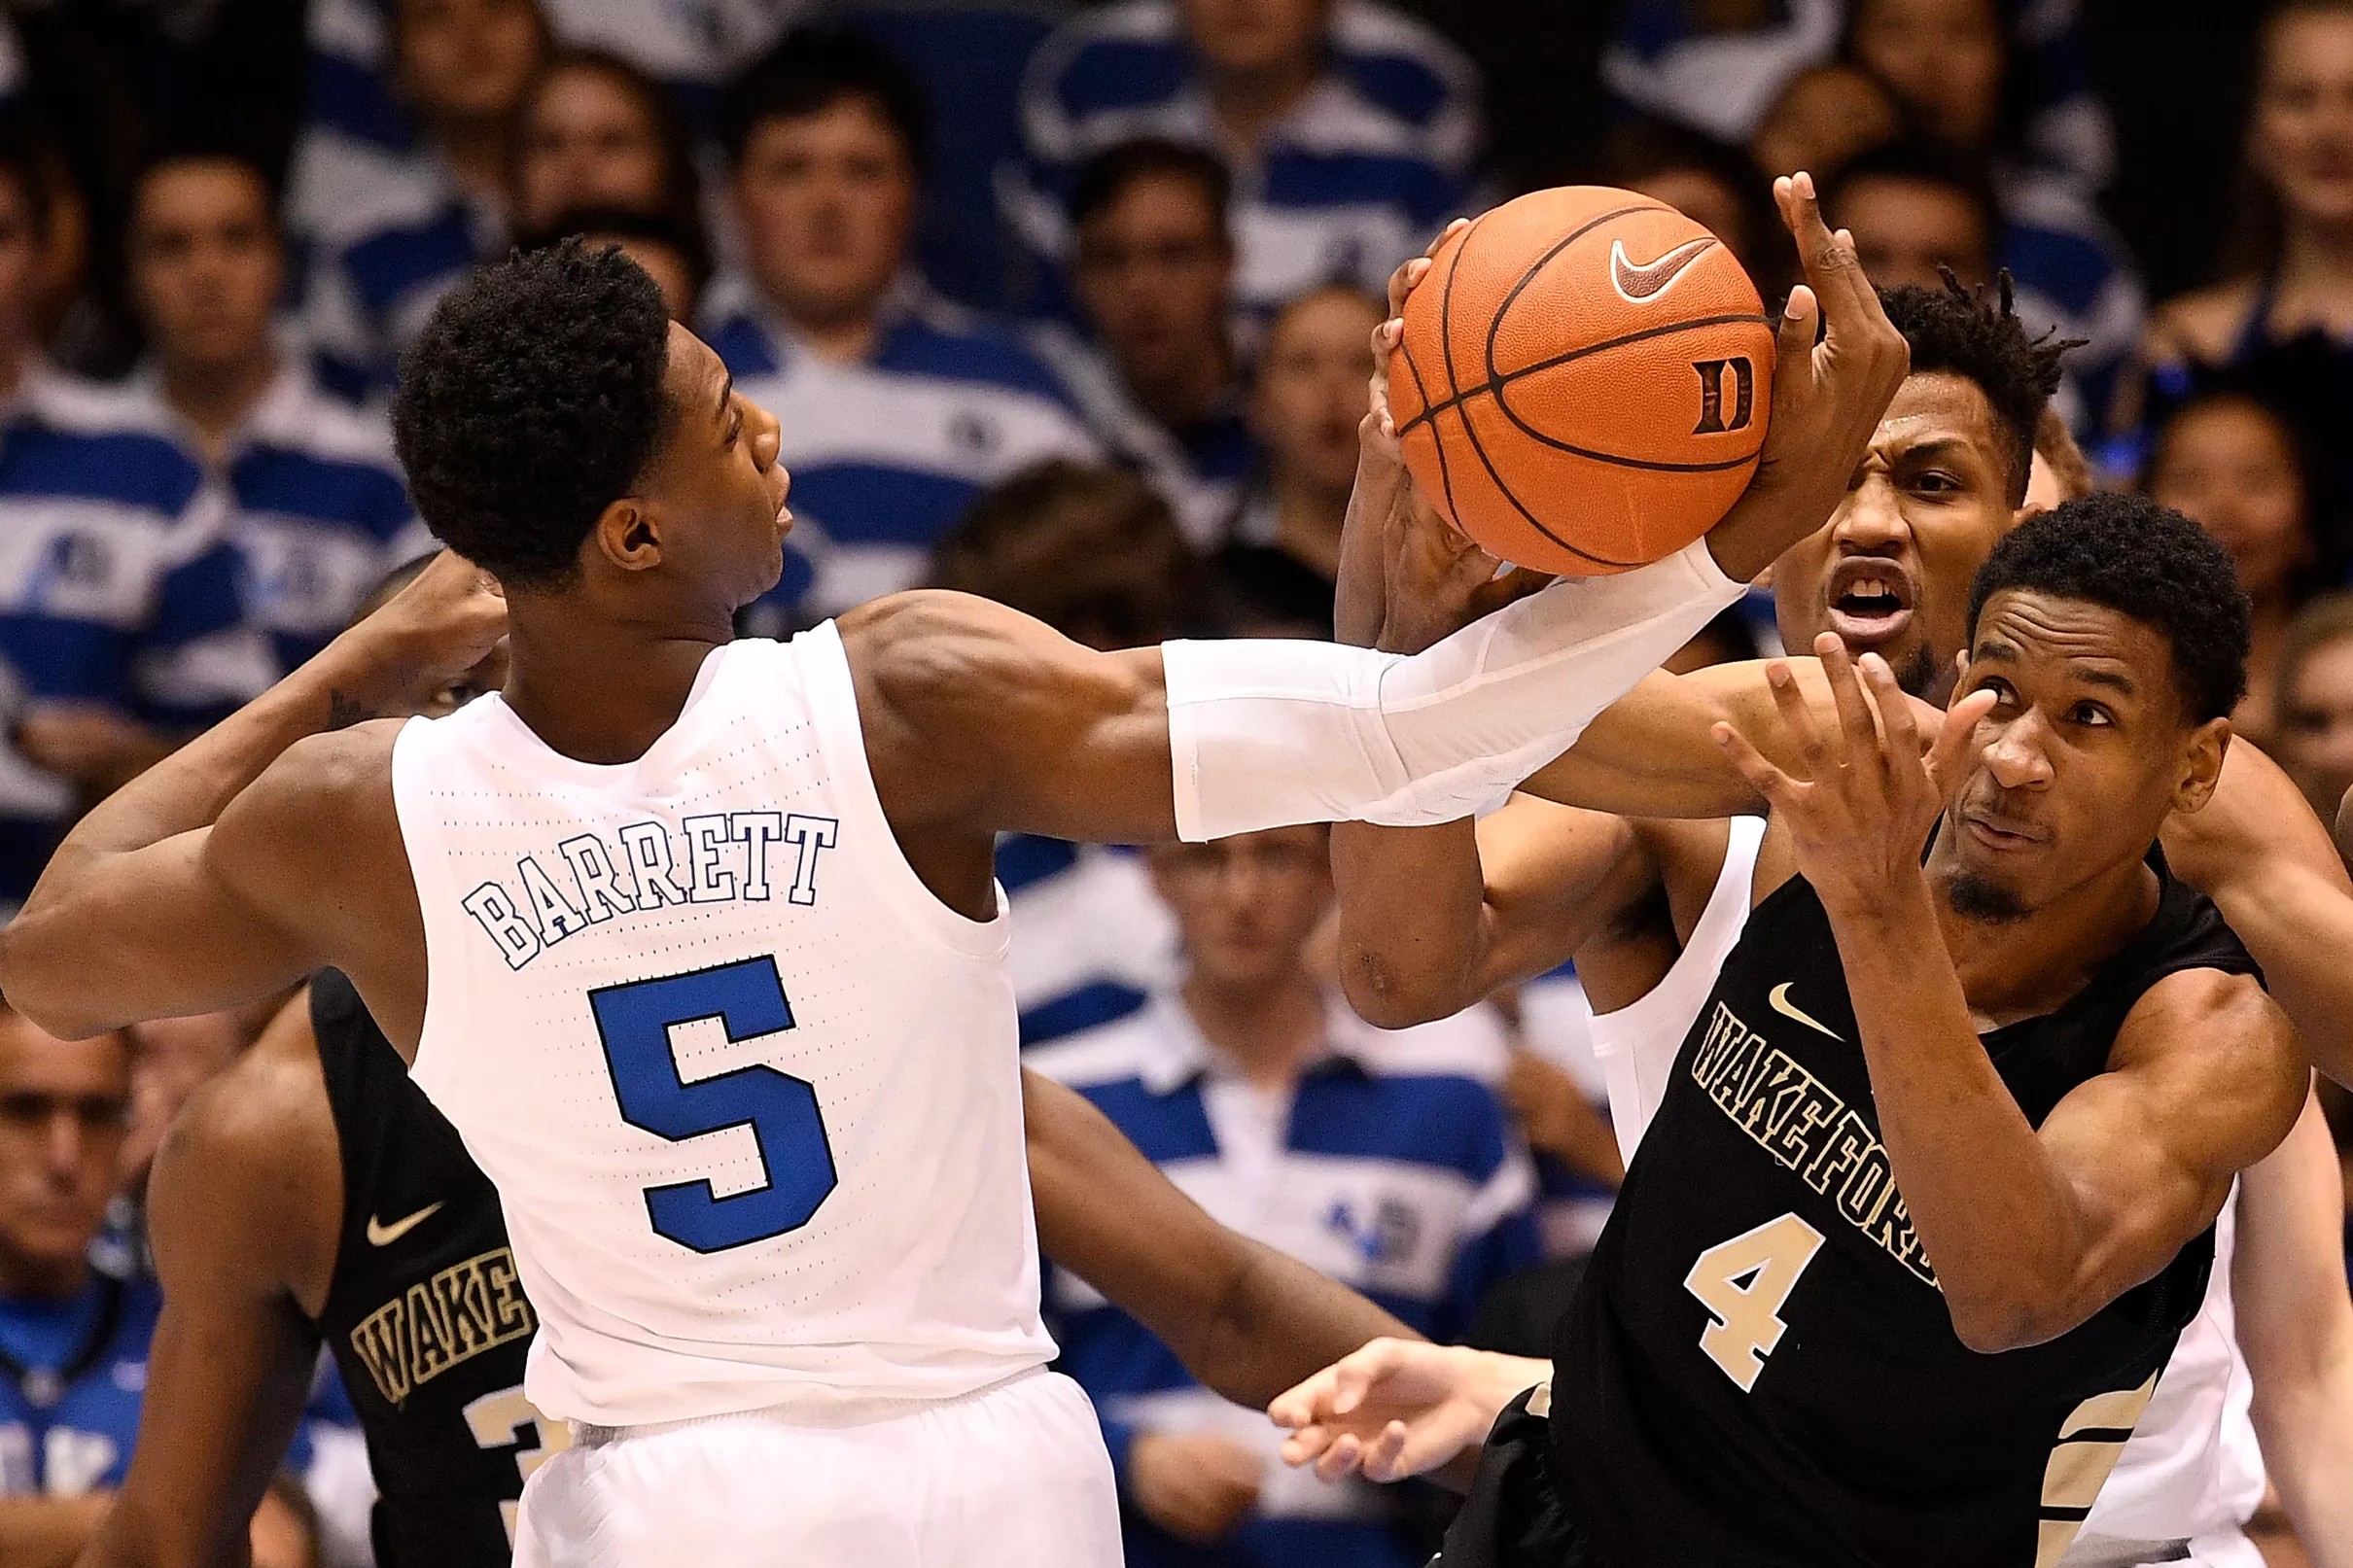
left=497, top=594, right=737, bottom=765
left=1204, top=60, right=1318, bottom=157
left=790, top=305, right=881, bottom=366
left=1926, top=827, right=2159, bottom=1025
left=161, top=346, right=279, bottom=460
left=1181, top=971, right=1325, bottom=1093
left=0, top=1249, right=88, bottom=1304
left=2278, top=219, right=2353, bottom=289
left=433, top=117, right=516, bottom=213
left=1130, top=350, right=1230, bottom=433
left=1268, top=469, right=1350, bottom=577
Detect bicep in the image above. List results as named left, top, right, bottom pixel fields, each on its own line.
left=1529, top=667, right=1785, bottom=819
left=2036, top=973, right=2305, bottom=1312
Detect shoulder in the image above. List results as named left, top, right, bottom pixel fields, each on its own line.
left=1026, top=1008, right=1163, bottom=1092
left=2147, top=279, right=2261, bottom=365
left=2116, top=966, right=2299, bottom=1104
left=879, top=309, right=1081, bottom=410
left=213, top=722, right=406, bottom=903
left=15, top=373, right=203, bottom=508
left=1025, top=1, right=1186, bottom=123
left=1326, top=0, right=1481, bottom=121
left=843, top=590, right=1155, bottom=723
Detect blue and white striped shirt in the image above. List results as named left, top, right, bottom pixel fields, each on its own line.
left=704, top=277, right=1100, bottom=626
left=123, top=364, right=424, bottom=677
left=1001, top=835, right=1177, bottom=1051
left=1012, top=1, right=1481, bottom=331
left=1032, top=993, right=1537, bottom=1568
left=302, top=176, right=499, bottom=403
left=0, top=367, right=275, bottom=903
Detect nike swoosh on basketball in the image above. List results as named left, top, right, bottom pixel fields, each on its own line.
left=366, top=1202, right=444, bottom=1247
left=1609, top=236, right=1717, bottom=303
left=1768, top=983, right=1844, bottom=1042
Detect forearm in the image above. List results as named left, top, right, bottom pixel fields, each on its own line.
left=1831, top=880, right=2093, bottom=1350
left=1190, top=1238, right=1420, bottom=1411
left=2256, top=1339, right=2353, bottom=1568
left=0, top=1495, right=111, bottom=1568
left=1331, top=819, right=1494, bottom=1028
left=1166, top=539, right=1743, bottom=840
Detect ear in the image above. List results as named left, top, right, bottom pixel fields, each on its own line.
left=2009, top=500, right=2044, bottom=533
left=592, top=498, right=664, bottom=575
left=2172, top=716, right=2231, bottom=815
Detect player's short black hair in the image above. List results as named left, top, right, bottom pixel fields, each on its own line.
left=391, top=239, right=673, bottom=590
left=720, top=25, right=929, bottom=173
left=1879, top=272, right=2071, bottom=507
left=1069, top=137, right=1233, bottom=236
left=1967, top=493, right=2251, bottom=725
left=515, top=203, right=714, bottom=307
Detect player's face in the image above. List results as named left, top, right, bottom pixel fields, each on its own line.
left=2252, top=10, right=2353, bottom=230
left=1149, top=824, right=1333, bottom=993
left=2278, top=635, right=2353, bottom=823
left=1251, top=287, right=1379, bottom=497
left=734, top=98, right=915, bottom=333
left=395, top=0, right=544, bottom=125
left=1946, top=591, right=2223, bottom=920
left=1072, top=174, right=1233, bottom=392
left=1180, top=0, right=1332, bottom=77
left=1774, top=373, right=2022, bottom=700
left=1848, top=0, right=2005, bottom=151
left=0, top=1021, right=128, bottom=1287
left=1837, top=177, right=1994, bottom=293
left=2148, top=401, right=2309, bottom=602
left=633, top=325, right=791, bottom=607
left=517, top=63, right=669, bottom=231
left=128, top=161, right=283, bottom=372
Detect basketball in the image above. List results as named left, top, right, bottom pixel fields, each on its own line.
left=1389, top=186, right=1777, bottom=575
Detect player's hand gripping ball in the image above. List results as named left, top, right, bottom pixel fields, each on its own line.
left=1390, top=186, right=1775, bottom=575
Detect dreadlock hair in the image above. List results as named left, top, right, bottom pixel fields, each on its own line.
left=1878, top=269, right=2075, bottom=507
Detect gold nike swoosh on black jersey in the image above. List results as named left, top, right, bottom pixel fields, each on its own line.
left=365, top=1202, right=445, bottom=1247
left=1768, top=984, right=1844, bottom=1042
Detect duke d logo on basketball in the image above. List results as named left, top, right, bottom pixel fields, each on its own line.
left=1692, top=357, right=1756, bottom=436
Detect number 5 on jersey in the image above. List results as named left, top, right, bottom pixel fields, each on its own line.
left=1684, top=1212, right=1825, bottom=1392
left=589, top=956, right=836, bottom=1252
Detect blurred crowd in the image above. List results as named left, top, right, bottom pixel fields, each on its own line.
left=0, top=1, right=2349, bottom=1566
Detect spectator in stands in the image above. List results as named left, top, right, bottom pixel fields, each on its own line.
left=931, top=461, right=1191, bottom=1050
left=2276, top=593, right=2353, bottom=831
left=0, top=134, right=267, bottom=911
left=1032, top=822, right=1534, bottom=1568
left=0, top=1007, right=151, bottom=1557
left=1823, top=140, right=1999, bottom=293
left=519, top=204, right=710, bottom=321
left=1749, top=62, right=1902, bottom=190
left=1592, top=117, right=1789, bottom=306
left=706, top=27, right=1095, bottom=629
left=1600, top=0, right=1845, bottom=146
left=303, top=0, right=550, bottom=399
left=2132, top=0, right=2353, bottom=579
left=2144, top=388, right=2317, bottom=745
left=1211, top=283, right=1380, bottom=633
left=123, top=154, right=421, bottom=681
left=1015, top=0, right=1481, bottom=328
left=512, top=47, right=701, bottom=236
left=1034, top=140, right=1253, bottom=546
left=1841, top=0, right=2140, bottom=431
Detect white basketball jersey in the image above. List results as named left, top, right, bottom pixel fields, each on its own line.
left=1583, top=817, right=2265, bottom=1554
left=390, top=626, right=1056, bottom=1428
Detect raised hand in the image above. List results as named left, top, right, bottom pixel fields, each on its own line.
left=1711, top=635, right=1993, bottom=918
left=1268, top=1338, right=1545, bottom=1484
left=331, top=549, right=510, bottom=719
left=1703, top=171, right=1912, bottom=583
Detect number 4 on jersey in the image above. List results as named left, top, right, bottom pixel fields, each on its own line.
left=1683, top=1212, right=1826, bottom=1392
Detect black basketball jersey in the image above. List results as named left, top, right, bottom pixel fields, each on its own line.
left=1546, top=854, right=2250, bottom=1568
left=311, top=969, right=548, bottom=1568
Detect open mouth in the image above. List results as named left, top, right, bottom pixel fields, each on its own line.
left=1824, top=557, right=1917, bottom=646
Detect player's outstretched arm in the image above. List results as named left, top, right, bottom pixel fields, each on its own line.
left=2233, top=1092, right=2353, bottom=1568
left=76, top=993, right=337, bottom=1568
left=1717, top=641, right=2308, bottom=1351
left=1024, top=1070, right=1416, bottom=1408
left=0, top=556, right=504, bottom=1041
left=2163, top=740, right=2353, bottom=1090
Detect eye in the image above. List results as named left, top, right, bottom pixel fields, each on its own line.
left=725, top=407, right=743, bottom=448
left=2069, top=701, right=2115, bottom=728
left=1909, top=470, right=1962, bottom=496
left=1973, top=676, right=2018, bottom=709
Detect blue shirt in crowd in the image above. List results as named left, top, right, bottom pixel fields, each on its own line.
left=0, top=367, right=274, bottom=906
left=0, top=1270, right=163, bottom=1497
left=703, top=278, right=1099, bottom=627
left=1001, top=835, right=1177, bottom=1050
left=1012, top=0, right=1481, bottom=331
left=128, top=364, right=424, bottom=677
left=1033, top=993, right=1538, bottom=1568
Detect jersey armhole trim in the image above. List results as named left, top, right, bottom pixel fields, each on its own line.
left=389, top=714, right=469, bottom=1108
left=793, top=621, right=1012, bottom=962
left=1590, top=813, right=1768, bottom=1050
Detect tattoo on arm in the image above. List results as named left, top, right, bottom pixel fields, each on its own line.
left=327, top=690, right=375, bottom=731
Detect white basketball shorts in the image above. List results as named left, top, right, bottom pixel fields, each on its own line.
left=512, top=1368, right=1120, bottom=1568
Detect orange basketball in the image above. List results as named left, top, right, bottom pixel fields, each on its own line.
left=1389, top=186, right=1775, bottom=575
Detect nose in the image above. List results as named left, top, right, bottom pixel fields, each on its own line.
left=1981, top=713, right=2054, bottom=791
left=750, top=401, right=783, bottom=472
left=1830, top=473, right=1911, bottom=554
left=41, top=1110, right=86, bottom=1182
